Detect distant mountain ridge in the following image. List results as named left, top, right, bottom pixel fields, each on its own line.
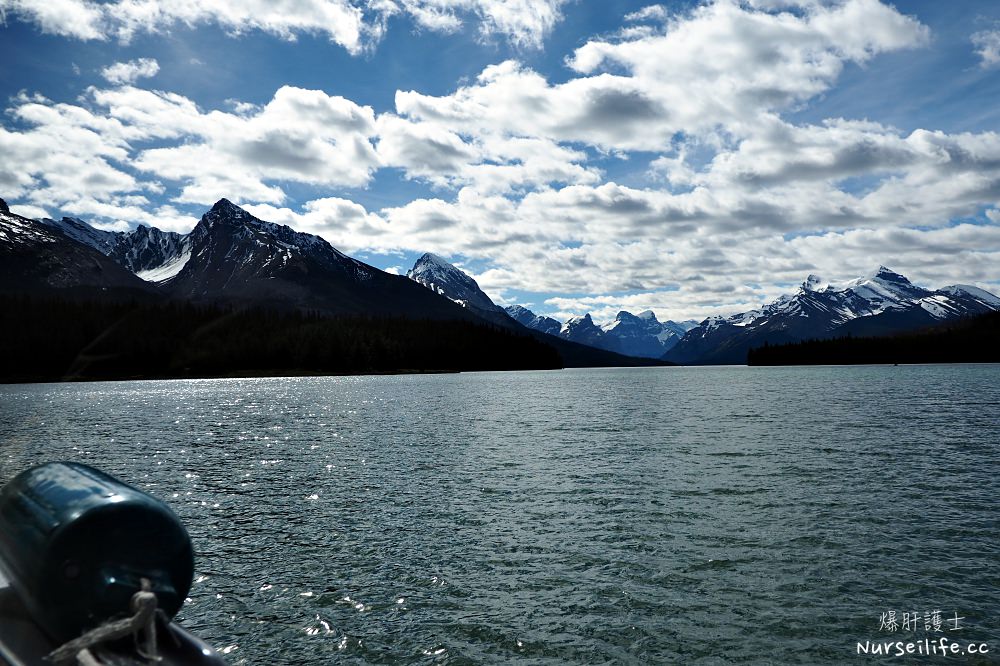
left=506, top=305, right=698, bottom=359
left=403, top=252, right=669, bottom=366
left=600, top=310, right=698, bottom=358
left=6, top=198, right=482, bottom=320
left=402, top=253, right=689, bottom=360
left=505, top=305, right=561, bottom=336
left=665, top=266, right=1000, bottom=364
left=747, top=310, right=1000, bottom=366
left=156, top=199, right=494, bottom=320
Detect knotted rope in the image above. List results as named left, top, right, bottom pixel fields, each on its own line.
left=47, top=578, right=160, bottom=665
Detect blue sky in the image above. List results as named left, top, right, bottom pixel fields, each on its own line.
left=2, top=0, right=1000, bottom=322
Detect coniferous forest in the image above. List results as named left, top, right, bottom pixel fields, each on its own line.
left=747, top=311, right=1000, bottom=366
left=0, top=294, right=562, bottom=382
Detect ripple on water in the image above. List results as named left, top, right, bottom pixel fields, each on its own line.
left=0, top=366, right=998, bottom=664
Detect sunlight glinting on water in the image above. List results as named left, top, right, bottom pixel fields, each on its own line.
left=1, top=367, right=998, bottom=664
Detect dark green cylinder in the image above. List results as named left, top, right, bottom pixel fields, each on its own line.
left=0, top=462, right=194, bottom=642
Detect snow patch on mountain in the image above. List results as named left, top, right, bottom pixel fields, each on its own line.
left=0, top=209, right=60, bottom=245
left=407, top=252, right=504, bottom=315
left=136, top=248, right=191, bottom=282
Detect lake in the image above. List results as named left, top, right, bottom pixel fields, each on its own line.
left=1, top=366, right=998, bottom=664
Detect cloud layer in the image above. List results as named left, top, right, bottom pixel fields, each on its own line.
left=0, top=0, right=569, bottom=52
left=2, top=0, right=999, bottom=321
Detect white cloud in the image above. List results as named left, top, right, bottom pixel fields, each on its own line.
left=396, top=61, right=675, bottom=152
left=972, top=29, right=1000, bottom=68
left=0, top=84, right=379, bottom=219
left=0, top=0, right=368, bottom=51
left=567, top=0, right=928, bottom=135
left=106, top=85, right=381, bottom=204
left=376, top=115, right=479, bottom=182
left=0, top=92, right=139, bottom=206
left=8, top=203, right=51, bottom=220
left=400, top=0, right=568, bottom=49
left=0, top=0, right=105, bottom=39
left=0, top=0, right=567, bottom=53
left=100, top=58, right=159, bottom=85
left=4, top=0, right=1000, bottom=322
left=375, top=114, right=600, bottom=193
left=243, top=197, right=390, bottom=253
left=396, top=0, right=928, bottom=155
left=624, top=5, right=668, bottom=22
left=57, top=196, right=196, bottom=231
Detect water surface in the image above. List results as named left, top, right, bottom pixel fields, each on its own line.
left=1, top=366, right=998, bottom=663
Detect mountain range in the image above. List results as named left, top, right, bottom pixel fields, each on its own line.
left=663, top=267, right=1000, bottom=364
left=32, top=199, right=478, bottom=320
left=403, top=252, right=697, bottom=359
left=401, top=251, right=668, bottom=366
left=399, top=249, right=1000, bottom=365
left=504, top=307, right=698, bottom=359
left=4, top=193, right=998, bottom=368
left=0, top=197, right=661, bottom=374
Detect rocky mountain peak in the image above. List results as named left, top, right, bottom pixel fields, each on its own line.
left=200, top=198, right=256, bottom=230
left=872, top=265, right=910, bottom=283
left=407, top=252, right=502, bottom=316
left=211, top=198, right=243, bottom=215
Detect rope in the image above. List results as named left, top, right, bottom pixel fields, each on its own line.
left=47, top=578, right=161, bottom=665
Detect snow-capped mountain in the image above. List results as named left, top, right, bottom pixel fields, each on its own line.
left=507, top=305, right=697, bottom=358
left=405, top=253, right=682, bottom=356
left=0, top=200, right=151, bottom=293
left=40, top=216, right=190, bottom=282
left=159, top=199, right=475, bottom=318
left=666, top=266, right=1000, bottom=364
left=407, top=253, right=506, bottom=320
left=561, top=313, right=606, bottom=348
left=600, top=310, right=695, bottom=357
left=504, top=305, right=561, bottom=336
left=402, top=257, right=668, bottom=364
left=9, top=198, right=481, bottom=319
left=660, top=316, right=701, bottom=339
